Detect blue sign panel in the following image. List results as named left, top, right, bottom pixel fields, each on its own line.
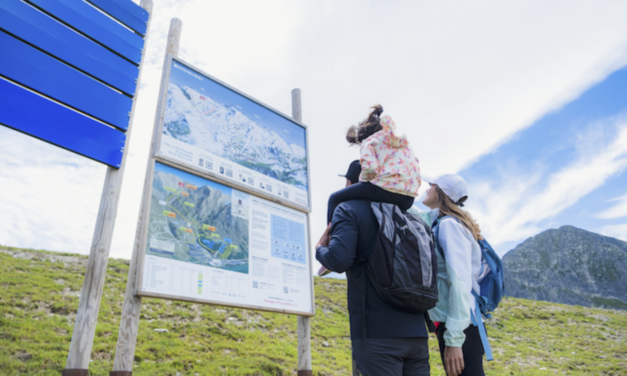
left=0, top=0, right=149, bottom=168
left=0, top=79, right=126, bottom=167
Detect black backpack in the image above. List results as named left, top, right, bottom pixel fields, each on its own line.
left=366, top=202, right=439, bottom=313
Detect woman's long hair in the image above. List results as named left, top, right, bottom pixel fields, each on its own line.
left=435, top=186, right=482, bottom=241
left=346, top=105, right=383, bottom=144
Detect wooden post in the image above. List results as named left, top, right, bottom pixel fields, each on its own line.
left=109, top=18, right=183, bottom=376
left=62, top=1, right=153, bottom=375
left=292, top=89, right=313, bottom=376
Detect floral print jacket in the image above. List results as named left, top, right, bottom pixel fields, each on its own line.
left=359, top=115, right=421, bottom=197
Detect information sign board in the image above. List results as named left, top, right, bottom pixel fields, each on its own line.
left=138, top=162, right=314, bottom=315
left=156, top=57, right=310, bottom=209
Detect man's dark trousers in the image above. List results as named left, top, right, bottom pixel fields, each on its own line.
left=352, top=337, right=430, bottom=376
left=316, top=199, right=430, bottom=376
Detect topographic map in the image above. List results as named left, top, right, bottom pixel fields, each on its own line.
left=146, top=163, right=249, bottom=274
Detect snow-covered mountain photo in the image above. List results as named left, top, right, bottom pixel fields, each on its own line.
left=163, top=83, right=308, bottom=190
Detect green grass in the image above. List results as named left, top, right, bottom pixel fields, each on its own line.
left=0, top=246, right=626, bottom=375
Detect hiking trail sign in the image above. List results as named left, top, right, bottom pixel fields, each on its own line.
left=136, top=55, right=314, bottom=313
left=110, top=19, right=315, bottom=376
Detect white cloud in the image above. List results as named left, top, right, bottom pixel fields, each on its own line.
left=0, top=127, right=105, bottom=254
left=595, top=193, right=627, bottom=219
left=596, top=223, right=627, bottom=242
left=467, top=120, right=627, bottom=249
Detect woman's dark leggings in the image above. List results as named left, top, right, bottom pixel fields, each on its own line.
left=436, top=323, right=486, bottom=376
left=327, top=182, right=415, bottom=224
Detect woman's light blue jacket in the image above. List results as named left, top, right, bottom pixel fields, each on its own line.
left=426, top=209, right=486, bottom=347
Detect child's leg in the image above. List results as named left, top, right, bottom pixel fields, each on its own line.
left=368, top=184, right=415, bottom=211
left=327, top=183, right=415, bottom=223
left=327, top=182, right=380, bottom=223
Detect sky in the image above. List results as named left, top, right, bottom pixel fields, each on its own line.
left=1, top=0, right=627, bottom=273
left=414, top=66, right=627, bottom=254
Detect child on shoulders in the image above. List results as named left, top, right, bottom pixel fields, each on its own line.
left=326, top=104, right=422, bottom=224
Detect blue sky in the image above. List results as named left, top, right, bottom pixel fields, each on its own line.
left=415, top=66, right=627, bottom=255
left=170, top=59, right=307, bottom=150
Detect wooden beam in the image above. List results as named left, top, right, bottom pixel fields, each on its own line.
left=62, top=1, right=153, bottom=375
left=109, top=17, right=183, bottom=376
left=293, top=88, right=313, bottom=376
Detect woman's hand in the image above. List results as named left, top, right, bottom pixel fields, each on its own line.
left=315, top=223, right=332, bottom=249
left=444, top=346, right=464, bottom=376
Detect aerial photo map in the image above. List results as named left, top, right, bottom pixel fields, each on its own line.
left=146, top=162, right=249, bottom=274
left=161, top=60, right=308, bottom=192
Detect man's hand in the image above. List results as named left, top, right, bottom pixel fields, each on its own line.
left=444, top=346, right=464, bottom=376
left=318, top=265, right=331, bottom=276
left=315, top=222, right=332, bottom=249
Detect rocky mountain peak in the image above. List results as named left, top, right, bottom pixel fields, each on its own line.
left=503, top=225, right=627, bottom=310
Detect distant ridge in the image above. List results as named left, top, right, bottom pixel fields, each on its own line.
left=503, top=225, right=627, bottom=310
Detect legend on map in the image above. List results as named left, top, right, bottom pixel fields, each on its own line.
left=270, top=214, right=306, bottom=264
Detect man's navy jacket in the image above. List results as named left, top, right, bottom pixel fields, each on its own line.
left=316, top=199, right=428, bottom=340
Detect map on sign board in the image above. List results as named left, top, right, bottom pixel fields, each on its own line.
left=147, top=162, right=250, bottom=273
left=158, top=58, right=309, bottom=208
left=141, top=162, right=313, bottom=314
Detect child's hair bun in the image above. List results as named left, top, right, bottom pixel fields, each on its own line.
left=370, top=104, right=383, bottom=118
left=346, top=125, right=359, bottom=144
left=346, top=104, right=384, bottom=145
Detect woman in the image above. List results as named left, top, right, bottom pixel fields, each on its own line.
left=422, top=173, right=488, bottom=376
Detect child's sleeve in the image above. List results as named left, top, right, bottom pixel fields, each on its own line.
left=359, top=139, right=379, bottom=182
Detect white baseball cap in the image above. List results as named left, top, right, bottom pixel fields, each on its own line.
left=425, top=174, right=469, bottom=205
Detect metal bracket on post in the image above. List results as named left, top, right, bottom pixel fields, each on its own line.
left=292, top=88, right=313, bottom=376
left=62, top=1, right=153, bottom=375
left=109, top=17, right=183, bottom=376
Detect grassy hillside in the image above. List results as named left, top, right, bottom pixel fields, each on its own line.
left=1, top=246, right=626, bottom=375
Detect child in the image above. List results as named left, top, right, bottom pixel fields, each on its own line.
left=326, top=105, right=421, bottom=224
left=319, top=106, right=421, bottom=277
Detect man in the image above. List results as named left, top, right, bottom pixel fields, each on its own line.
left=315, top=160, right=430, bottom=376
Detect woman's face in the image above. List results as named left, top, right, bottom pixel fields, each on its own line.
left=422, top=184, right=439, bottom=209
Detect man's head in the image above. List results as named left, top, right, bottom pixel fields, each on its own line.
left=339, top=160, right=361, bottom=187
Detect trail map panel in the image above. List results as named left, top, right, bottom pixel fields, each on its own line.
left=158, top=58, right=310, bottom=208
left=140, top=162, right=313, bottom=314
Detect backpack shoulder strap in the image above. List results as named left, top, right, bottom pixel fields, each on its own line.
left=432, top=215, right=455, bottom=258
left=471, top=301, right=494, bottom=361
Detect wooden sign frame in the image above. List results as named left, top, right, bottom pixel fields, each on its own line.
left=132, top=55, right=315, bottom=316
left=134, top=160, right=316, bottom=316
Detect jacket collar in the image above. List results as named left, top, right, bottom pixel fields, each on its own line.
left=428, top=208, right=440, bottom=226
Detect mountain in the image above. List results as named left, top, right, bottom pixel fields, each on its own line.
left=163, top=84, right=308, bottom=190
left=503, top=225, right=627, bottom=310
left=1, top=246, right=626, bottom=375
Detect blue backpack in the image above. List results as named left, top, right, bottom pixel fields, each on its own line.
left=433, top=216, right=505, bottom=361
left=474, top=237, right=505, bottom=318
